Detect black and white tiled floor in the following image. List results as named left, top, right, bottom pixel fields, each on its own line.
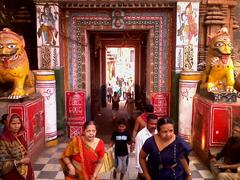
left=33, top=141, right=215, bottom=180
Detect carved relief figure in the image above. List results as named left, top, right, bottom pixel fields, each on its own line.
left=0, top=28, right=35, bottom=99
left=200, top=28, right=235, bottom=92
left=37, top=4, right=58, bottom=46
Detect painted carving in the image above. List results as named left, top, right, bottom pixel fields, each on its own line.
left=200, top=27, right=235, bottom=92
left=177, top=2, right=198, bottom=43
left=37, top=4, right=58, bottom=46
left=112, top=10, right=125, bottom=29
left=0, top=28, right=35, bottom=99
left=176, top=2, right=199, bottom=71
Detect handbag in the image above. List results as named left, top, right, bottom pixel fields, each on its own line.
left=99, top=148, right=115, bottom=174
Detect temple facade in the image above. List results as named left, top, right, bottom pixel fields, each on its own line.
left=33, top=0, right=240, bottom=120
left=0, top=0, right=240, bottom=162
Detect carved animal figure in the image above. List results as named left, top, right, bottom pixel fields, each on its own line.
left=0, top=28, right=35, bottom=99
left=200, top=27, right=235, bottom=92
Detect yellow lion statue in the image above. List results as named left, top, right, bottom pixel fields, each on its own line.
left=200, top=27, right=235, bottom=92
left=0, top=28, right=35, bottom=99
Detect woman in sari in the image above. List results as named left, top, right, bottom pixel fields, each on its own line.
left=0, top=113, right=34, bottom=180
left=61, top=121, right=105, bottom=180
left=139, top=117, right=192, bottom=180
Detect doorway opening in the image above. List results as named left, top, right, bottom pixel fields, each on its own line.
left=106, top=47, right=135, bottom=103
left=89, top=31, right=147, bottom=142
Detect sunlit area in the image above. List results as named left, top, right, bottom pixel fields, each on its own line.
left=106, top=47, right=135, bottom=100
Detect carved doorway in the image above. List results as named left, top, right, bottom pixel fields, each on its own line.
left=89, top=31, right=147, bottom=135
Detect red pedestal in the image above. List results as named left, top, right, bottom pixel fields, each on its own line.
left=192, top=94, right=240, bottom=163
left=8, top=95, right=45, bottom=160
left=65, top=91, right=86, bottom=138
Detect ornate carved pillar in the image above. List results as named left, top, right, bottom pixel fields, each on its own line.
left=198, top=3, right=207, bottom=70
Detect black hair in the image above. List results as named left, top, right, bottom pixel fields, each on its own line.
left=144, top=104, right=154, bottom=113
left=157, top=117, right=174, bottom=132
left=116, top=118, right=127, bottom=126
left=147, top=114, right=158, bottom=122
left=9, top=114, right=21, bottom=121
left=1, top=113, right=9, bottom=124
left=83, top=120, right=96, bottom=130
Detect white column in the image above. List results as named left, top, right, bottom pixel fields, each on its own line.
left=33, top=70, right=57, bottom=142
left=176, top=1, right=200, bottom=143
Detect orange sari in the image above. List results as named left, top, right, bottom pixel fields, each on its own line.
left=60, top=136, right=105, bottom=180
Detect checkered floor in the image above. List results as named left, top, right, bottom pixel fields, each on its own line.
left=33, top=139, right=215, bottom=180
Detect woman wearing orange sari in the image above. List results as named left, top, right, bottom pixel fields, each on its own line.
left=61, top=121, right=105, bottom=180
left=0, top=113, right=34, bottom=180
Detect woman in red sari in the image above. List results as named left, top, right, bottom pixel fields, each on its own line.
left=0, top=113, right=34, bottom=180
left=61, top=121, right=105, bottom=180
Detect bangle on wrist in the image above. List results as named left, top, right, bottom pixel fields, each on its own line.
left=187, top=172, right=192, bottom=176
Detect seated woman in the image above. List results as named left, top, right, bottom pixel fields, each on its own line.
left=0, top=114, right=34, bottom=179
left=210, top=120, right=240, bottom=180
left=60, top=121, right=105, bottom=180
left=139, top=117, right=192, bottom=180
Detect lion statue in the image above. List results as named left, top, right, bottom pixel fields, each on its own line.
left=200, top=27, right=235, bottom=92
left=0, top=28, right=35, bottom=99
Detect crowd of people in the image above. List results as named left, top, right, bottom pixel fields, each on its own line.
left=0, top=103, right=239, bottom=180
left=107, top=77, right=134, bottom=103
left=58, top=101, right=194, bottom=180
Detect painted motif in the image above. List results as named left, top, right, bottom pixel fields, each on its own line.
left=37, top=46, right=60, bottom=69
left=36, top=4, right=60, bottom=69
left=175, top=2, right=199, bottom=71
left=151, top=93, right=169, bottom=117
left=177, top=2, right=198, bottom=44
left=37, top=4, right=58, bottom=46
left=112, top=9, right=125, bottom=29
left=65, top=91, right=86, bottom=122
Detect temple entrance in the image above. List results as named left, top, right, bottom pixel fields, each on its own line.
left=106, top=47, right=135, bottom=103
left=89, top=31, right=147, bottom=141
